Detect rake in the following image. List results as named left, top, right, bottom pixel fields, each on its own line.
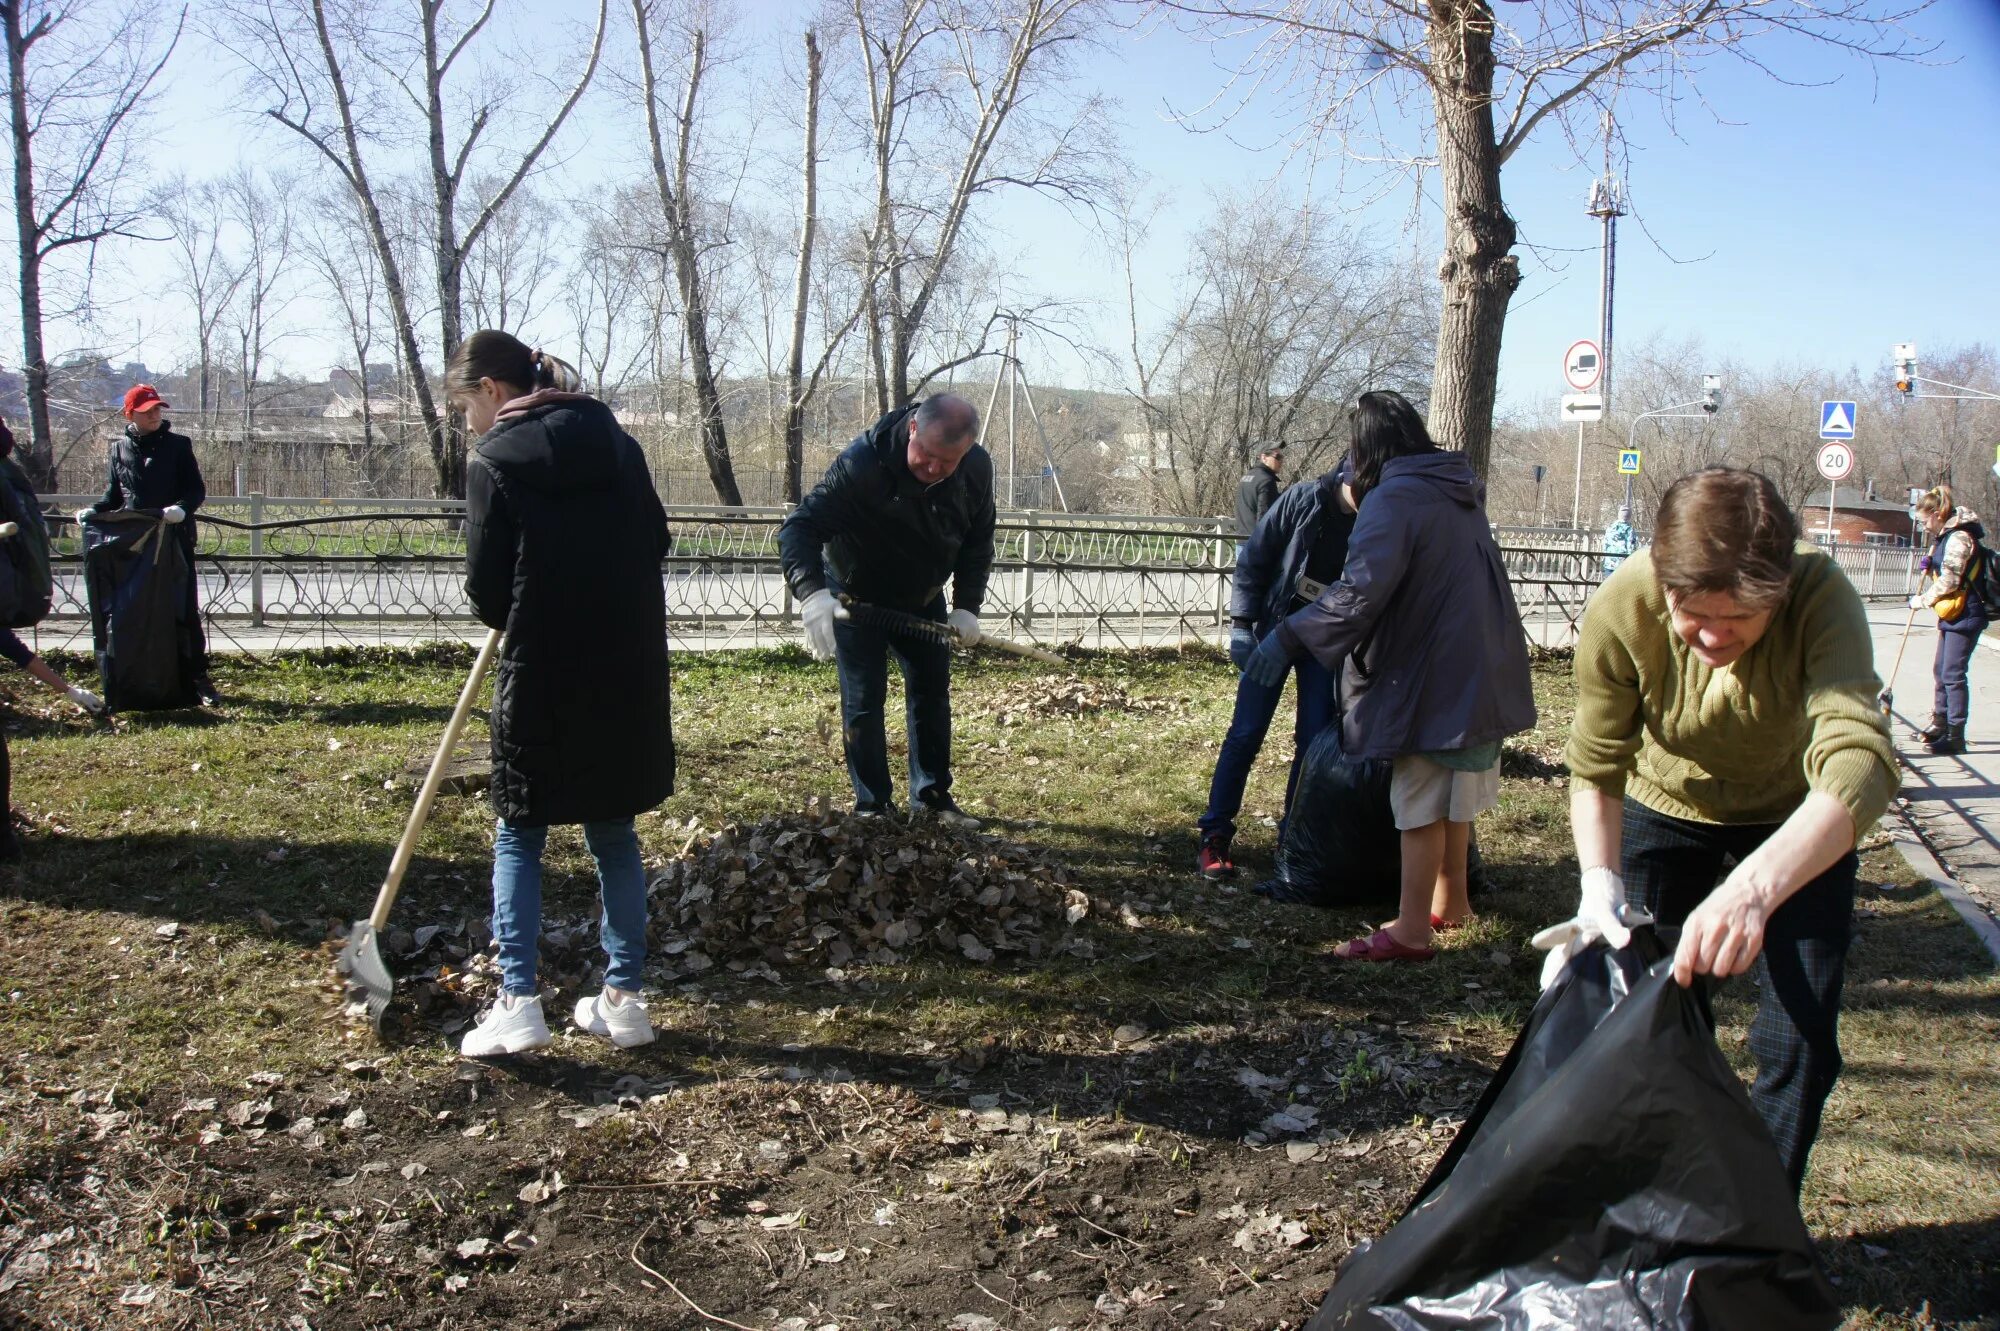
left=835, top=595, right=1068, bottom=666
left=336, top=627, right=502, bottom=1032
left=1877, top=576, right=1927, bottom=718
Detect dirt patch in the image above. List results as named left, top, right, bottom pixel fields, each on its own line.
left=977, top=678, right=1184, bottom=725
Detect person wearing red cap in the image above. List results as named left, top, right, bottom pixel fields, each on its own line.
left=77, top=384, right=217, bottom=703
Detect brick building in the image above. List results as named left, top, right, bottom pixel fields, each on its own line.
left=1802, top=484, right=1917, bottom=546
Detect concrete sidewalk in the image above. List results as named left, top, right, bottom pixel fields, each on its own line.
left=1869, top=600, right=2000, bottom=959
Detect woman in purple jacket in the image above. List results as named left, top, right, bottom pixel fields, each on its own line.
left=1244, top=391, right=1535, bottom=962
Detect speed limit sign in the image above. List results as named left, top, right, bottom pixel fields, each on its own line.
left=1816, top=441, right=1855, bottom=482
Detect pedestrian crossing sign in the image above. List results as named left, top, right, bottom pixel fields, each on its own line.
left=1617, top=449, right=1642, bottom=475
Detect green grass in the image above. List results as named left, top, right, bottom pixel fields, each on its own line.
left=0, top=645, right=1994, bottom=1327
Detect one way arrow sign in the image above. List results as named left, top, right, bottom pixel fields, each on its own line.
left=1561, top=393, right=1605, bottom=423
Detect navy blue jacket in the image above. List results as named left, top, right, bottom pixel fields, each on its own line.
left=1232, top=472, right=1354, bottom=634
left=1274, top=451, right=1536, bottom=761
left=1931, top=515, right=1991, bottom=636
left=779, top=404, right=997, bottom=614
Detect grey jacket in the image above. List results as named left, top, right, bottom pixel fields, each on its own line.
left=1273, top=451, right=1535, bottom=760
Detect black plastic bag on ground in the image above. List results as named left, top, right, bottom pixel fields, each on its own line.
left=84, top=512, right=199, bottom=712
left=1304, top=931, right=1840, bottom=1331
left=1264, top=725, right=1485, bottom=907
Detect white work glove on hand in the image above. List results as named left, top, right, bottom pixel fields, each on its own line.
left=1530, top=866, right=1653, bottom=991
left=800, top=589, right=839, bottom=661
left=65, top=683, right=104, bottom=715
left=162, top=504, right=186, bottom=524
left=75, top=508, right=94, bottom=528
left=947, top=608, right=982, bottom=646
left=1908, top=593, right=1926, bottom=610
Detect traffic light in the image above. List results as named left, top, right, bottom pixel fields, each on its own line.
left=1701, top=374, right=1722, bottom=414
left=1893, top=342, right=1917, bottom=395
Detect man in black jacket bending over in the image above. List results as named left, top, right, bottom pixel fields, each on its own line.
left=779, top=395, right=996, bottom=826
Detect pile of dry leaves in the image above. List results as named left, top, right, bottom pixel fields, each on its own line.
left=650, top=809, right=1090, bottom=977
left=977, top=677, right=1182, bottom=725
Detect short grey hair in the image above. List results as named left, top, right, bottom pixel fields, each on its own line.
left=914, top=393, right=979, bottom=448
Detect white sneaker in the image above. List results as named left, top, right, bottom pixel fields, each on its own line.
left=573, top=987, right=656, bottom=1048
left=459, top=992, right=552, bottom=1057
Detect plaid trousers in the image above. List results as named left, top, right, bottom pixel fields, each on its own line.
left=1620, top=799, right=1856, bottom=1191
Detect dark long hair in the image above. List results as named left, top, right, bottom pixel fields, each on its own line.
left=443, top=330, right=581, bottom=399
left=1347, top=390, right=1436, bottom=502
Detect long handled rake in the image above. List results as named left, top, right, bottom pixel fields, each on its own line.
left=1878, top=576, right=1927, bottom=718
left=336, top=628, right=502, bottom=1031
left=835, top=595, right=1068, bottom=666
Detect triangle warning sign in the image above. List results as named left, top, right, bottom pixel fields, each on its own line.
left=1823, top=403, right=1853, bottom=434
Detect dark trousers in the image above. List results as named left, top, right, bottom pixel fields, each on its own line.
left=1198, top=653, right=1336, bottom=843
left=1933, top=627, right=1981, bottom=728
left=1620, top=799, right=1855, bottom=1191
left=831, top=587, right=953, bottom=811
left=178, top=529, right=210, bottom=680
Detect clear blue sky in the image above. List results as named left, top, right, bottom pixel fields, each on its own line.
left=52, top=0, right=2000, bottom=425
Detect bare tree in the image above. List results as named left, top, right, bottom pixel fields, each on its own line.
left=460, top=175, right=562, bottom=335
left=629, top=1, right=746, bottom=504
left=222, top=166, right=297, bottom=443
left=1121, top=192, right=1434, bottom=516
left=153, top=175, right=246, bottom=432
left=1159, top=0, right=1931, bottom=479
left=850, top=0, right=1113, bottom=413
left=300, top=190, right=395, bottom=493
left=228, top=0, right=608, bottom=496
left=567, top=193, right=668, bottom=407
left=2, top=0, right=182, bottom=485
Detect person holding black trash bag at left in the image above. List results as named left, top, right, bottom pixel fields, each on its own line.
left=1194, top=455, right=1354, bottom=881
left=448, top=331, right=675, bottom=1060
left=778, top=394, right=995, bottom=827
left=76, top=384, right=218, bottom=705
left=1538, top=466, right=1896, bottom=1191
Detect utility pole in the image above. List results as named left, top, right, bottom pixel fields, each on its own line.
left=1586, top=163, right=1626, bottom=528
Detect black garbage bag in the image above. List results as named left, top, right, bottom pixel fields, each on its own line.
left=1264, top=725, right=1485, bottom=907
left=83, top=512, right=200, bottom=712
left=1304, top=931, right=1839, bottom=1331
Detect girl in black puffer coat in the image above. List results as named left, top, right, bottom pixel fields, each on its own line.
left=449, top=330, right=674, bottom=1058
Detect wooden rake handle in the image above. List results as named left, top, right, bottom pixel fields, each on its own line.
left=369, top=628, right=503, bottom=930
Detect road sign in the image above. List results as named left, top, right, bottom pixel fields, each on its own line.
left=1564, top=340, right=1602, bottom=392
left=1819, top=400, right=1857, bottom=440
left=1560, top=392, right=1604, bottom=423
left=1617, top=449, right=1642, bottom=475
left=1816, top=440, right=1855, bottom=481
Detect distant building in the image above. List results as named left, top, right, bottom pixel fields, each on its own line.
left=1802, top=483, right=1915, bottom=546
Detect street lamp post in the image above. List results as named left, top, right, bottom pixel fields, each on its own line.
left=1625, top=376, right=1723, bottom=510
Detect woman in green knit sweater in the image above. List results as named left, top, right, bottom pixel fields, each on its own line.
left=1537, top=466, right=1896, bottom=1189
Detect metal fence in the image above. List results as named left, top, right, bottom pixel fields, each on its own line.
left=32, top=496, right=1923, bottom=656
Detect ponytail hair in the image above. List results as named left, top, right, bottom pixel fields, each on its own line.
left=1916, top=484, right=1955, bottom=517
left=444, top=329, right=582, bottom=399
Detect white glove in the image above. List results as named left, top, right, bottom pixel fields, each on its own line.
left=1908, top=593, right=1926, bottom=610
left=1530, top=867, right=1653, bottom=990
left=800, top=588, right=839, bottom=661
left=65, top=683, right=104, bottom=714
left=162, top=504, right=186, bottom=524
left=947, top=608, right=981, bottom=646
left=75, top=508, right=93, bottom=528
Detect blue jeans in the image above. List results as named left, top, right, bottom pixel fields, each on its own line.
left=831, top=584, right=953, bottom=810
left=1198, top=652, right=1336, bottom=844
left=491, top=817, right=648, bottom=996
left=1934, top=627, right=1981, bottom=727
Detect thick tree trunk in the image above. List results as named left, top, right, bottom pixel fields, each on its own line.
left=1426, top=0, right=1517, bottom=479
left=424, top=0, right=467, bottom=499
left=4, top=3, right=53, bottom=488
left=783, top=29, right=821, bottom=505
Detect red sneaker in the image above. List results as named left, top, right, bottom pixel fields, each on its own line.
left=1196, top=836, right=1236, bottom=880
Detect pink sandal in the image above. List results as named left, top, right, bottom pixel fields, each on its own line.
left=1332, top=928, right=1436, bottom=964
left=1430, top=912, right=1477, bottom=933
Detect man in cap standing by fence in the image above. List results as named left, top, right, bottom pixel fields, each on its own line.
left=779, top=395, right=996, bottom=826
left=76, top=384, right=218, bottom=704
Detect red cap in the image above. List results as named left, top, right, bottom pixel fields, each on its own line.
left=123, top=384, right=168, bottom=416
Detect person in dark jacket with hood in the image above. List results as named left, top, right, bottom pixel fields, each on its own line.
left=1245, top=391, right=1535, bottom=962
left=1910, top=485, right=1986, bottom=755
left=450, top=330, right=674, bottom=1058
left=1195, top=455, right=1354, bottom=879
left=779, top=396, right=996, bottom=824
left=77, top=384, right=217, bottom=703
left=1235, top=442, right=1284, bottom=539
